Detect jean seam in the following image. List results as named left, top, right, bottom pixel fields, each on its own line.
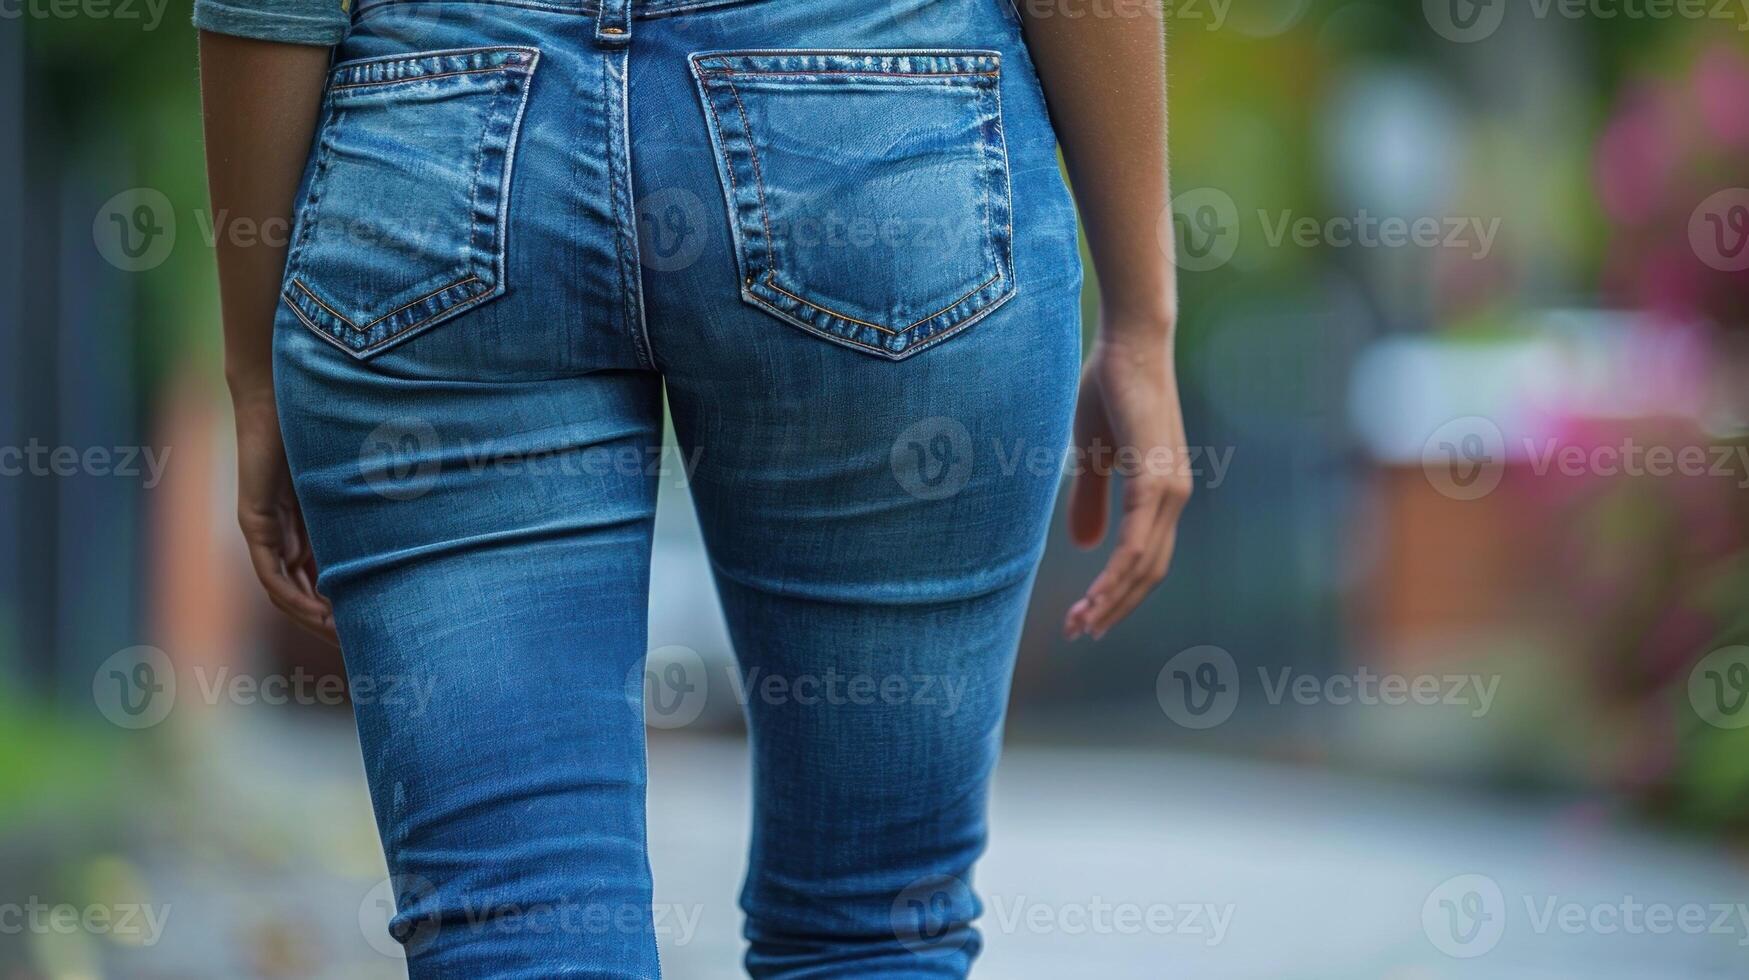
left=603, top=53, right=653, bottom=369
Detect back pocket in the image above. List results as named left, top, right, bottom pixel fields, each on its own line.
left=282, top=46, right=540, bottom=358
left=690, top=50, right=1015, bottom=360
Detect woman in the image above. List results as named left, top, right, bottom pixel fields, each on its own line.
left=199, top=0, right=1188, bottom=973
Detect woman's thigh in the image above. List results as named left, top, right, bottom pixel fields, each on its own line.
left=271, top=4, right=669, bottom=972
left=631, top=0, right=1084, bottom=972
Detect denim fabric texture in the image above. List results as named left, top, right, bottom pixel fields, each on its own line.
left=271, top=0, right=1084, bottom=974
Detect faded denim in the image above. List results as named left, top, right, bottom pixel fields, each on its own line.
left=271, top=0, right=1083, bottom=975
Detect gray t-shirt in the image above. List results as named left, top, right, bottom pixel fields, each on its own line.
left=194, top=0, right=350, bottom=45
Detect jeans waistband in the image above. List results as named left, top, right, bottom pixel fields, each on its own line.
left=350, top=0, right=764, bottom=25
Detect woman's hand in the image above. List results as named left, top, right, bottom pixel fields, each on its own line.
left=233, top=382, right=336, bottom=643
left=202, top=32, right=335, bottom=640
left=1064, top=326, right=1191, bottom=641
left=1016, top=0, right=1181, bottom=637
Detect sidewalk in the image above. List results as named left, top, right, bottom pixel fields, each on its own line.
left=90, top=718, right=1749, bottom=978
left=649, top=736, right=1748, bottom=979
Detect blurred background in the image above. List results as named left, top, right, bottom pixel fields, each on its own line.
left=5, top=0, right=1749, bottom=976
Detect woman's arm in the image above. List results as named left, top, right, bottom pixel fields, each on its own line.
left=200, top=31, right=338, bottom=640
left=1019, top=4, right=1193, bottom=640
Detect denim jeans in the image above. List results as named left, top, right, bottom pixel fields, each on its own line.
left=272, top=0, right=1083, bottom=974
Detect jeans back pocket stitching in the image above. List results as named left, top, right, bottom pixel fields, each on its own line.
left=718, top=75, right=777, bottom=280
left=691, top=51, right=1014, bottom=356
left=289, top=275, right=485, bottom=332
left=283, top=49, right=538, bottom=355
left=729, top=71, right=1006, bottom=338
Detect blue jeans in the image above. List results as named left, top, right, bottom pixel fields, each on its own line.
left=272, top=0, right=1082, bottom=974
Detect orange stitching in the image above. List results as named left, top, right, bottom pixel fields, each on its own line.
left=696, top=82, right=746, bottom=235
left=285, top=284, right=497, bottom=355
left=351, top=290, right=495, bottom=353
left=763, top=272, right=1000, bottom=335
left=291, top=276, right=483, bottom=332
left=718, top=75, right=776, bottom=270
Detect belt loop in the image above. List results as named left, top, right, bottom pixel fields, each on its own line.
left=594, top=0, right=632, bottom=46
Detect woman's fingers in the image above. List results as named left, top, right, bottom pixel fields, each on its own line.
left=1089, top=482, right=1186, bottom=638
left=241, top=509, right=337, bottom=643
left=1067, top=474, right=1191, bottom=640
left=1066, top=477, right=1157, bottom=638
